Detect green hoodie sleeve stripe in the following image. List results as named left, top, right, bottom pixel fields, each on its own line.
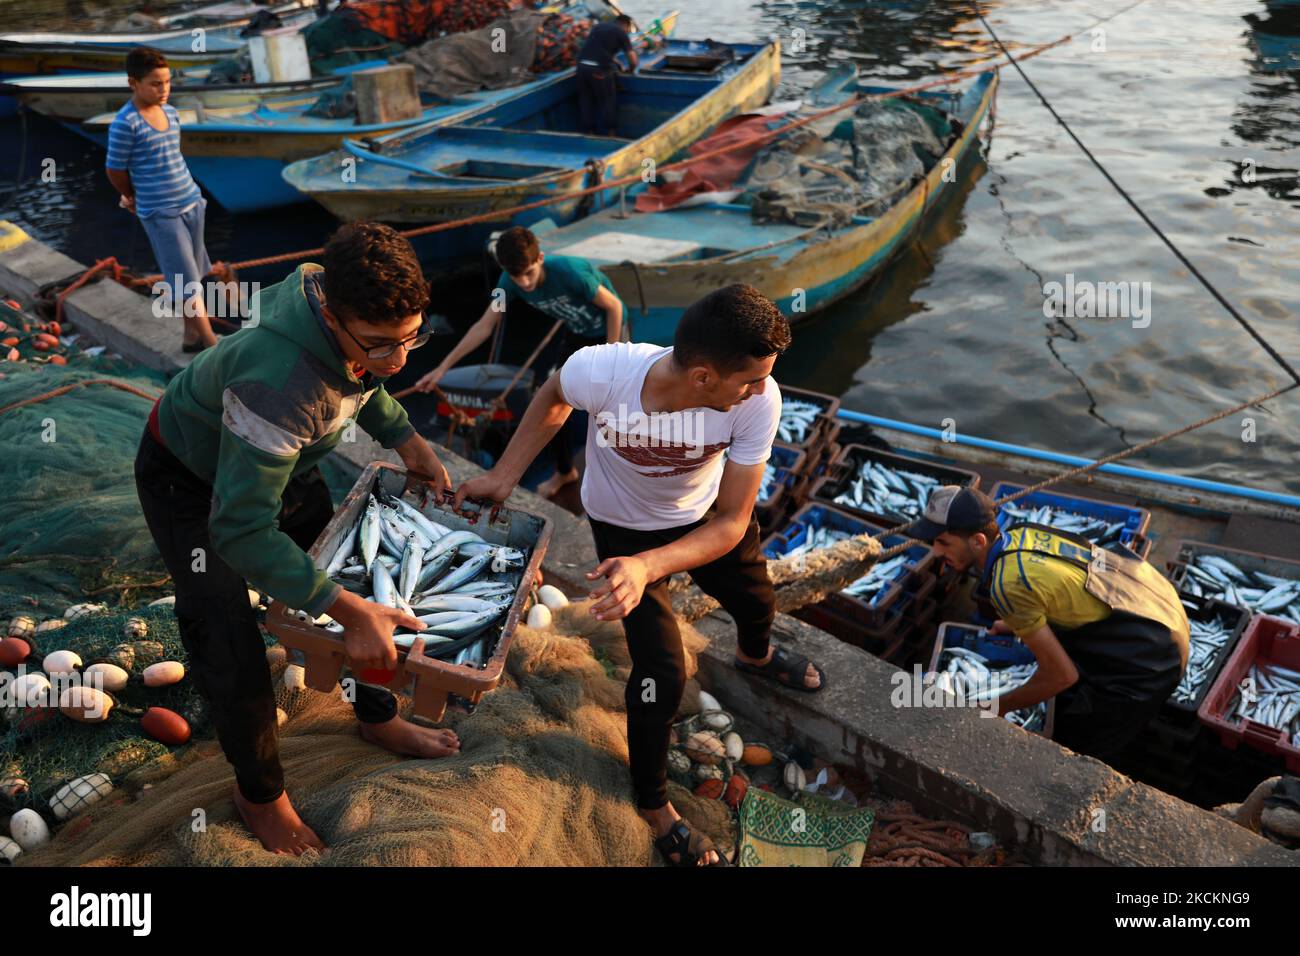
left=209, top=415, right=340, bottom=617
left=356, top=383, right=416, bottom=449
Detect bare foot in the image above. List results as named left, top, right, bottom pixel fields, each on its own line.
left=735, top=646, right=821, bottom=689
left=536, top=467, right=579, bottom=498
left=359, top=715, right=461, bottom=758
left=640, top=802, right=720, bottom=866
left=233, top=787, right=327, bottom=856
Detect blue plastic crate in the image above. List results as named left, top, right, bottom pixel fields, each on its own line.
left=764, top=504, right=928, bottom=575
left=756, top=445, right=803, bottom=505
left=990, top=483, right=1150, bottom=548
left=764, top=504, right=936, bottom=628
left=929, top=622, right=1036, bottom=671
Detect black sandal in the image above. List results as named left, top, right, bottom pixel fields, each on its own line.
left=181, top=340, right=209, bottom=354
left=734, top=645, right=826, bottom=693
left=654, top=819, right=728, bottom=867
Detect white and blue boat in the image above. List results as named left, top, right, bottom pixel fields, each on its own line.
left=527, top=66, right=998, bottom=345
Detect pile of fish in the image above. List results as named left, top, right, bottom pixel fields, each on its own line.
left=776, top=400, right=825, bottom=445
left=931, top=645, right=1048, bottom=732
left=1232, top=662, right=1300, bottom=748
left=1171, top=611, right=1237, bottom=705
left=833, top=457, right=942, bottom=521
left=758, top=461, right=782, bottom=503
left=997, top=502, right=1129, bottom=547
left=779, top=523, right=912, bottom=607
left=318, top=491, right=527, bottom=668
left=1178, top=553, right=1300, bottom=626
left=841, top=553, right=914, bottom=606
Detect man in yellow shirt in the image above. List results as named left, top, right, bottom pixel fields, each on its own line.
left=914, top=486, right=1188, bottom=763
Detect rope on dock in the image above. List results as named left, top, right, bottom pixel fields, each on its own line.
left=0, top=377, right=163, bottom=417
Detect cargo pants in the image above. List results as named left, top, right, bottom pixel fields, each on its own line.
left=588, top=511, right=776, bottom=810
left=134, top=427, right=397, bottom=804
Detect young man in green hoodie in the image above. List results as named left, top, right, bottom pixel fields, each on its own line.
left=134, top=222, right=454, bottom=855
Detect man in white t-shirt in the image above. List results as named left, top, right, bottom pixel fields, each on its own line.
left=454, top=285, right=826, bottom=867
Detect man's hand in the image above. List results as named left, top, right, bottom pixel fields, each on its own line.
left=452, top=468, right=517, bottom=512
left=329, top=593, right=424, bottom=672
left=413, top=364, right=448, bottom=394
left=394, top=434, right=451, bottom=499
left=587, top=555, right=650, bottom=621
left=989, top=619, right=1013, bottom=635
left=119, top=194, right=136, bottom=214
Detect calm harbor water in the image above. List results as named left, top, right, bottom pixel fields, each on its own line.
left=1, top=0, right=1297, bottom=494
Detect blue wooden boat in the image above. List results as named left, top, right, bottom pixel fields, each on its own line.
left=526, top=67, right=996, bottom=345
left=280, top=36, right=780, bottom=260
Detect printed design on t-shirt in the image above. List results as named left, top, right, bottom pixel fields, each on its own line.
left=531, top=295, right=600, bottom=329
left=601, top=427, right=731, bottom=477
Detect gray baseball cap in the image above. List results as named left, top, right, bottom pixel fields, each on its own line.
left=910, top=486, right=997, bottom=542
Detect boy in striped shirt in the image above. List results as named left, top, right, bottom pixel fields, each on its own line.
left=105, top=46, right=218, bottom=352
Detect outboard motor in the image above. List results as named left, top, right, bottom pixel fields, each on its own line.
left=422, top=363, right=537, bottom=468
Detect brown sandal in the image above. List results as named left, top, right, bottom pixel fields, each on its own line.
left=654, top=819, right=728, bottom=867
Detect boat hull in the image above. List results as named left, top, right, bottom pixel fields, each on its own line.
left=6, top=73, right=341, bottom=124
left=588, top=71, right=999, bottom=344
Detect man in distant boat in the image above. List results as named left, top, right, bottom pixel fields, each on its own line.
left=915, top=486, right=1190, bottom=763
left=452, top=285, right=827, bottom=866
left=575, top=13, right=638, bottom=136
left=134, top=222, right=456, bottom=855
left=105, top=46, right=218, bottom=353
left=414, top=225, right=625, bottom=498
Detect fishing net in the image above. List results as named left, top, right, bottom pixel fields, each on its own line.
left=0, top=360, right=170, bottom=618
left=394, top=10, right=544, bottom=99
left=393, top=10, right=597, bottom=98
left=746, top=97, right=953, bottom=227
left=16, top=607, right=736, bottom=866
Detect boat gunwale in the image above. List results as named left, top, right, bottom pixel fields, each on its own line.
left=856, top=412, right=1300, bottom=524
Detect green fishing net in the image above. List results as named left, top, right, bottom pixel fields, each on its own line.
left=0, top=359, right=171, bottom=617
left=0, top=355, right=358, bottom=821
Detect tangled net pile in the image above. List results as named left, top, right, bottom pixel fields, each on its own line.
left=17, top=606, right=737, bottom=866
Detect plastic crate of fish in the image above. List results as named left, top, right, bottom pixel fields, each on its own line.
left=763, top=504, right=936, bottom=628
left=1197, top=614, right=1300, bottom=774
left=1167, top=540, right=1300, bottom=628
left=810, top=445, right=981, bottom=530
left=989, top=483, right=1150, bottom=549
left=1163, top=595, right=1251, bottom=725
left=793, top=592, right=916, bottom=657
left=772, top=384, right=841, bottom=455
left=754, top=445, right=807, bottom=534
left=265, top=462, right=552, bottom=723
left=925, top=622, right=1055, bottom=737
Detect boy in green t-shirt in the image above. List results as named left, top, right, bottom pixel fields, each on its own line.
left=415, top=226, right=624, bottom=497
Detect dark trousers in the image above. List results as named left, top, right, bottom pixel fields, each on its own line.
left=133, top=428, right=397, bottom=804
left=589, top=511, right=775, bottom=809
left=576, top=64, right=617, bottom=136
left=1052, top=612, right=1183, bottom=764
left=540, top=329, right=604, bottom=475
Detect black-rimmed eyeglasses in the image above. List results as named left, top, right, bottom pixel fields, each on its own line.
left=332, top=311, right=433, bottom=360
